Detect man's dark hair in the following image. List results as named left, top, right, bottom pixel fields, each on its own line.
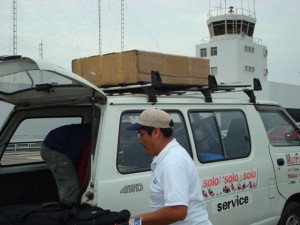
left=160, top=128, right=173, bottom=137
left=140, top=126, right=173, bottom=137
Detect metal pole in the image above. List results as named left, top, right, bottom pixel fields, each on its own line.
left=39, top=40, right=43, bottom=83
left=13, top=0, right=17, bottom=55
left=98, top=0, right=102, bottom=55
left=121, top=0, right=125, bottom=52
left=39, top=40, right=43, bottom=59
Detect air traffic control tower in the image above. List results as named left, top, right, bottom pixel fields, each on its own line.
left=196, top=4, right=268, bottom=83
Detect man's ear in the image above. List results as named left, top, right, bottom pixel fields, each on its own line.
left=152, top=127, right=161, bottom=137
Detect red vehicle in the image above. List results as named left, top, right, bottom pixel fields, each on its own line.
left=267, top=125, right=300, bottom=141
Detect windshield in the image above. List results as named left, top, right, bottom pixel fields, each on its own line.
left=0, top=70, right=74, bottom=94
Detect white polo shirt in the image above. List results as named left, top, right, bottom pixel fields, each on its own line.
left=150, top=139, right=212, bottom=225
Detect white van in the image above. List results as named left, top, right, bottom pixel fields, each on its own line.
left=1, top=56, right=300, bottom=225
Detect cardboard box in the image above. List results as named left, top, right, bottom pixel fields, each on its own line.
left=72, top=50, right=209, bottom=86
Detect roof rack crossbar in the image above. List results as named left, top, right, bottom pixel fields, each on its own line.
left=208, top=75, right=217, bottom=89
left=102, top=71, right=262, bottom=103
left=142, top=85, right=157, bottom=103
left=242, top=78, right=262, bottom=103
left=200, top=89, right=212, bottom=102
left=151, top=71, right=162, bottom=85
left=253, top=78, right=262, bottom=91
left=0, top=55, right=22, bottom=61
left=244, top=90, right=256, bottom=103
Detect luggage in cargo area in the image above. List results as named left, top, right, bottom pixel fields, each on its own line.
left=72, top=50, right=209, bottom=86
left=0, top=203, right=130, bottom=225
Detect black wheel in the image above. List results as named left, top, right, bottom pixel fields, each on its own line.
left=279, top=202, right=300, bottom=225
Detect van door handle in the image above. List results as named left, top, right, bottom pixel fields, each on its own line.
left=277, top=158, right=284, bottom=166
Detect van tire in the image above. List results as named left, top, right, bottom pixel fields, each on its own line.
left=279, top=202, right=300, bottom=225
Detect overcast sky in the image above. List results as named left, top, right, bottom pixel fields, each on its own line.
left=0, top=0, right=299, bottom=85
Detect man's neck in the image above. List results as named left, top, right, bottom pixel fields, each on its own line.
left=156, top=137, right=173, bottom=156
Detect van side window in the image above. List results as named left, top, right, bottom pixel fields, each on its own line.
left=189, top=111, right=250, bottom=162
left=171, top=113, right=192, bottom=156
left=1, top=117, right=82, bottom=166
left=224, top=114, right=250, bottom=158
left=117, top=111, right=191, bottom=174
left=258, top=109, right=300, bottom=147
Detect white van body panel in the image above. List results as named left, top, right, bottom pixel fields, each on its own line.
left=87, top=103, right=288, bottom=225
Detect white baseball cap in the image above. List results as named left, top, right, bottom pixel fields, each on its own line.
left=126, top=108, right=173, bottom=130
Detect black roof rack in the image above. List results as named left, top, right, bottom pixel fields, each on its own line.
left=102, top=71, right=262, bottom=103
left=0, top=55, right=22, bottom=61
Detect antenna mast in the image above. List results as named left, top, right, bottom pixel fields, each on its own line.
left=121, top=0, right=125, bottom=52
left=39, top=40, right=43, bottom=83
left=13, top=0, right=17, bottom=55
left=98, top=0, right=102, bottom=55
left=39, top=39, right=43, bottom=59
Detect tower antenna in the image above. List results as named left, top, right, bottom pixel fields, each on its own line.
left=39, top=39, right=43, bottom=59
left=98, top=0, right=102, bottom=55
left=121, top=0, right=125, bottom=52
left=39, top=39, right=43, bottom=83
left=13, top=0, right=17, bottom=55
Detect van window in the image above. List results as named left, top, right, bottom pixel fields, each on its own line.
left=189, top=110, right=250, bottom=162
left=1, top=117, right=81, bottom=165
left=117, top=111, right=191, bottom=174
left=258, top=109, right=300, bottom=147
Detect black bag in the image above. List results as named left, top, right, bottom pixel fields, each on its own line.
left=0, top=203, right=130, bottom=225
left=69, top=203, right=130, bottom=225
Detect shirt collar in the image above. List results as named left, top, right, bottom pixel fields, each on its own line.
left=151, top=139, right=178, bottom=170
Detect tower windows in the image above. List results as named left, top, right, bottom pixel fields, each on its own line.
left=200, top=48, right=207, bottom=57
left=263, top=48, right=268, bottom=57
left=212, top=20, right=226, bottom=36
left=211, top=47, right=218, bottom=56
left=211, top=67, right=218, bottom=76
left=244, top=65, right=255, bottom=72
left=209, top=20, right=255, bottom=37
left=241, top=21, right=255, bottom=37
left=244, top=45, right=254, bottom=53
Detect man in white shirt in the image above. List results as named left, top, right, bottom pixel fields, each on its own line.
left=127, top=108, right=212, bottom=225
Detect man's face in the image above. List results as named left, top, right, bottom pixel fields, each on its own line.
left=138, top=128, right=156, bottom=156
